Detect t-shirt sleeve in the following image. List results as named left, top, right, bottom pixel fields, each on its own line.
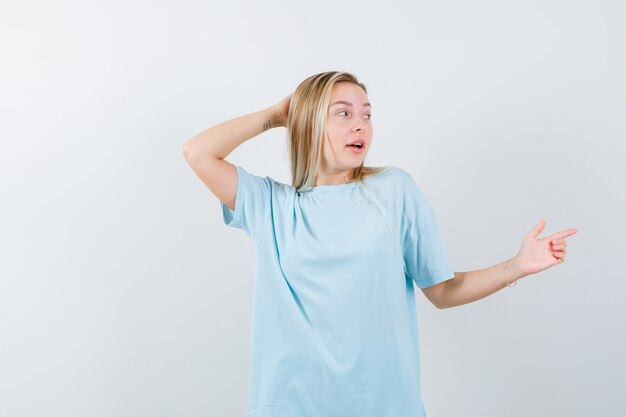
left=220, top=164, right=271, bottom=239
left=398, top=171, right=455, bottom=289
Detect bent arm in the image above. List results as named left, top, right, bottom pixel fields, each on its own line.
left=182, top=95, right=290, bottom=211
left=183, top=106, right=282, bottom=160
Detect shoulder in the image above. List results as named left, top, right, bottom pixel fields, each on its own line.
left=361, top=166, right=430, bottom=211
left=379, top=167, right=432, bottom=213
left=363, top=165, right=410, bottom=183
left=233, top=164, right=293, bottom=197
left=259, top=171, right=296, bottom=195
left=367, top=166, right=421, bottom=192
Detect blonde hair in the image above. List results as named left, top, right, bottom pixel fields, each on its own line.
left=286, top=71, right=390, bottom=193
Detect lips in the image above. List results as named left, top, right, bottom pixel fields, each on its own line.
left=346, top=141, right=365, bottom=154
left=346, top=140, right=364, bottom=149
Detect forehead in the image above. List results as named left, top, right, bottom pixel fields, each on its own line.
left=329, top=82, right=368, bottom=102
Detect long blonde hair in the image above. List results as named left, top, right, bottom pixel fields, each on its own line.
left=286, top=71, right=390, bottom=193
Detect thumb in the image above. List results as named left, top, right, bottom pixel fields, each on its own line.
left=529, top=220, right=545, bottom=239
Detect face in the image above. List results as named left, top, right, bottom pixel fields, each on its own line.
left=322, top=82, right=372, bottom=174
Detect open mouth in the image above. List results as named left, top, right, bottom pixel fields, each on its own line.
left=346, top=142, right=365, bottom=153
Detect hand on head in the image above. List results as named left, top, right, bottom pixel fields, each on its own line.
left=270, top=94, right=292, bottom=128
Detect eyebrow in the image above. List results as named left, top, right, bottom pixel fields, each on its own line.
left=329, top=100, right=371, bottom=108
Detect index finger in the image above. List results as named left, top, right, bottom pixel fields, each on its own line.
left=550, top=228, right=578, bottom=240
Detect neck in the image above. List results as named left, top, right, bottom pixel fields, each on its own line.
left=314, top=167, right=352, bottom=186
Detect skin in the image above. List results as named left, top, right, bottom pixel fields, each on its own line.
left=315, top=82, right=372, bottom=186
left=422, top=221, right=577, bottom=309
left=311, top=83, right=577, bottom=307
left=184, top=82, right=577, bottom=309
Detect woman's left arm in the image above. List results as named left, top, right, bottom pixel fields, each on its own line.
left=422, top=220, right=578, bottom=309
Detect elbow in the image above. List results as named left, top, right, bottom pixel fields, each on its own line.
left=183, top=142, right=205, bottom=163
left=422, top=280, right=451, bottom=309
left=182, top=142, right=194, bottom=160
left=183, top=142, right=221, bottom=162
left=430, top=297, right=449, bottom=309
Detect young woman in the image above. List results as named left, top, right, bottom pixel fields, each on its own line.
left=183, top=71, right=577, bottom=417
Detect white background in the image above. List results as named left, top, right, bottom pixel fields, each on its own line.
left=1, top=0, right=624, bottom=416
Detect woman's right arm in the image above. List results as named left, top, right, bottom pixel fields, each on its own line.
left=182, top=95, right=290, bottom=211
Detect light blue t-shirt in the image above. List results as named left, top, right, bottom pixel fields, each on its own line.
left=220, top=164, right=455, bottom=417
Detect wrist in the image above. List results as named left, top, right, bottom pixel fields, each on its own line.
left=507, top=256, right=528, bottom=283
left=264, top=105, right=286, bottom=129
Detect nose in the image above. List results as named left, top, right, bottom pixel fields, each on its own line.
left=352, top=119, right=365, bottom=132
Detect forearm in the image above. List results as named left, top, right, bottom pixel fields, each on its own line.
left=438, top=258, right=527, bottom=309
left=183, top=106, right=280, bottom=160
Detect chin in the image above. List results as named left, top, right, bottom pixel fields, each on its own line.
left=344, top=161, right=365, bottom=170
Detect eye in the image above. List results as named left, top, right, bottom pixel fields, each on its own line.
left=363, top=113, right=372, bottom=120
